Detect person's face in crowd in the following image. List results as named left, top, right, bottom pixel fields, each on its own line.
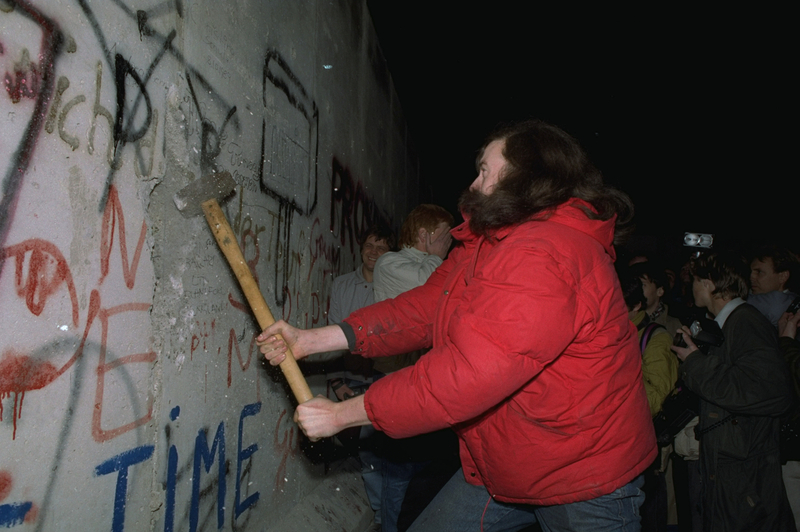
left=470, top=140, right=507, bottom=195
left=750, top=257, right=788, bottom=294
left=692, top=275, right=714, bottom=310
left=640, top=276, right=663, bottom=313
left=361, top=236, right=390, bottom=273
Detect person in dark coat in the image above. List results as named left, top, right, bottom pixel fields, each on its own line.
left=778, top=310, right=800, bottom=530
left=672, top=251, right=796, bottom=532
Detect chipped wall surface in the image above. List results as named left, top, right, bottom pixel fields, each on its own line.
left=0, top=0, right=415, bottom=530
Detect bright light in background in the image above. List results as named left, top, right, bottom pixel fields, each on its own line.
left=683, top=232, right=714, bottom=249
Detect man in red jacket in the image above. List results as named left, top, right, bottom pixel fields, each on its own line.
left=259, top=120, right=656, bottom=531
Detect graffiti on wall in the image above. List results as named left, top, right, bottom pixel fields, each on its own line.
left=0, top=0, right=399, bottom=530
left=92, top=402, right=263, bottom=532
left=0, top=1, right=260, bottom=529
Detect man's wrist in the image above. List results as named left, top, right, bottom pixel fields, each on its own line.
left=680, top=348, right=700, bottom=362
left=333, top=395, right=370, bottom=430
left=303, top=325, right=349, bottom=355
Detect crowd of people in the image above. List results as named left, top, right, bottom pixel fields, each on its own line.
left=618, top=247, right=799, bottom=532
left=257, top=119, right=799, bottom=532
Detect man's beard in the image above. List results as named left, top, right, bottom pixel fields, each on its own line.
left=458, top=183, right=544, bottom=236
left=457, top=187, right=490, bottom=219
left=458, top=187, right=506, bottom=237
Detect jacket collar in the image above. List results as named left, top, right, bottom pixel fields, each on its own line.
left=397, top=245, right=431, bottom=261
left=713, top=297, right=746, bottom=328
left=452, top=198, right=618, bottom=260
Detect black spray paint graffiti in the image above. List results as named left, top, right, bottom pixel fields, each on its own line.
left=136, top=1, right=183, bottom=42
left=0, top=0, right=63, bottom=260
left=186, top=74, right=239, bottom=176
left=0, top=1, right=244, bottom=529
left=0, top=0, right=240, bottom=249
left=255, top=51, right=394, bottom=311
left=330, top=157, right=393, bottom=257
left=75, top=0, right=241, bottom=211
left=258, top=49, right=319, bottom=307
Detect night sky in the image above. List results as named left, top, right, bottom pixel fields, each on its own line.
left=367, top=3, right=796, bottom=261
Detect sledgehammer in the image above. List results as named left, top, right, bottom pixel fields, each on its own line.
left=174, top=171, right=313, bottom=404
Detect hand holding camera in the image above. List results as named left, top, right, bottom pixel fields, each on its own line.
left=778, top=297, right=800, bottom=340
left=672, top=319, right=724, bottom=361
left=672, top=327, right=698, bottom=361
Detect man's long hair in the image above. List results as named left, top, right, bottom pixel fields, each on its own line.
left=459, top=120, right=634, bottom=245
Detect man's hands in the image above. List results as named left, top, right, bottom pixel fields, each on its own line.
left=257, top=323, right=360, bottom=439
left=257, top=322, right=349, bottom=365
left=425, top=224, right=453, bottom=260
left=779, top=312, right=800, bottom=339
left=292, top=395, right=371, bottom=440
left=671, top=326, right=700, bottom=362
left=294, top=396, right=345, bottom=439
left=256, top=320, right=306, bottom=365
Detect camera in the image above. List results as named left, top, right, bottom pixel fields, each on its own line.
left=786, top=295, right=800, bottom=315
left=674, top=318, right=724, bottom=353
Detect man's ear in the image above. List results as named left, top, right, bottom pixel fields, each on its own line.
left=779, top=270, right=790, bottom=290
left=633, top=302, right=642, bottom=313
left=657, top=286, right=664, bottom=299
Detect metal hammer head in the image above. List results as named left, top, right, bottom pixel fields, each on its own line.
left=173, top=171, right=237, bottom=217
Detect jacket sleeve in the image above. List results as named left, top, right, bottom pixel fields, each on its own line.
left=363, top=243, right=583, bottom=437
left=311, top=274, right=348, bottom=365
left=345, top=248, right=454, bottom=357
left=641, top=330, right=679, bottom=416
left=681, top=307, right=794, bottom=417
left=373, top=251, right=443, bottom=302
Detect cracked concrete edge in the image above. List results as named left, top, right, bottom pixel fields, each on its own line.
left=267, top=456, right=374, bottom=532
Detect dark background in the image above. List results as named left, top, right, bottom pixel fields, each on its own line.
left=367, top=3, right=796, bottom=262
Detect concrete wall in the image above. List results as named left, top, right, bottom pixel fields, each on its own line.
left=0, top=1, right=416, bottom=530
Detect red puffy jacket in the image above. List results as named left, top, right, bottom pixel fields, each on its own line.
left=346, top=199, right=656, bottom=505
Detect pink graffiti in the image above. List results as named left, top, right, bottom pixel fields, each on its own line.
left=0, top=350, right=58, bottom=439
left=227, top=329, right=257, bottom=388
left=0, top=469, right=37, bottom=525
left=1, top=239, right=79, bottom=327
left=91, top=297, right=156, bottom=443
left=190, top=320, right=216, bottom=360
left=1, top=184, right=150, bottom=441
left=99, top=185, right=147, bottom=289
left=273, top=409, right=299, bottom=492
left=0, top=288, right=100, bottom=440
left=3, top=48, right=40, bottom=104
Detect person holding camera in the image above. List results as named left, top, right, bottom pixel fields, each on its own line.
left=672, top=252, right=796, bottom=532
left=778, top=310, right=800, bottom=530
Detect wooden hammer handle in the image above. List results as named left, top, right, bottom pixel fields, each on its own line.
left=201, top=198, right=313, bottom=404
